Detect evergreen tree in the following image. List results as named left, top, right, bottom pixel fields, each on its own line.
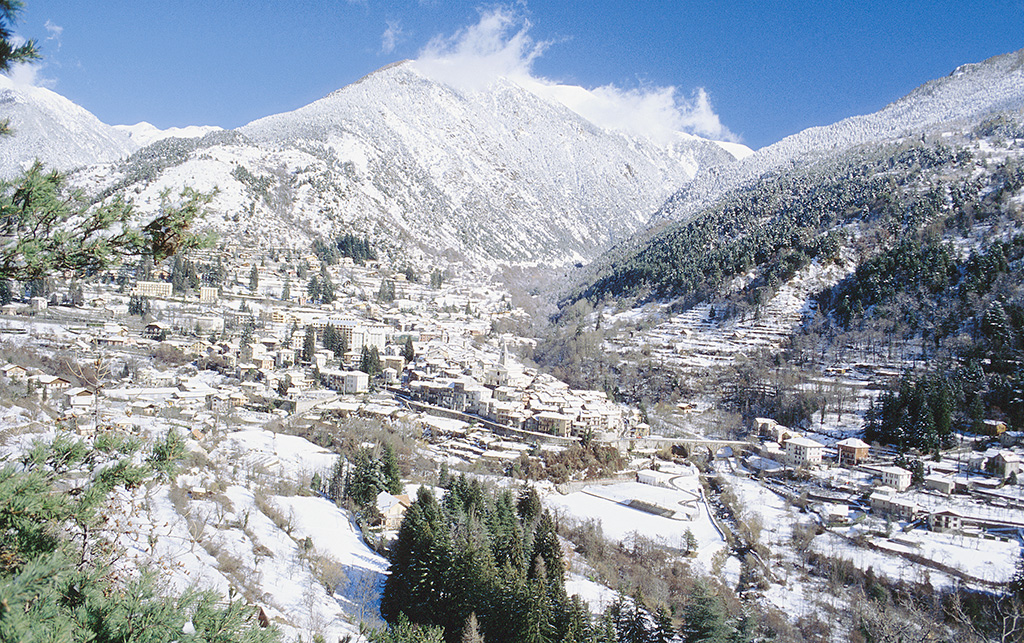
left=249, top=265, right=259, bottom=292
left=430, top=269, right=444, bottom=289
left=652, top=606, right=675, bottom=643
left=302, top=326, right=316, bottom=364
left=307, top=275, right=321, bottom=302
left=683, top=528, right=698, bottom=556
left=360, top=345, right=382, bottom=376
left=321, top=275, right=335, bottom=304
left=517, top=487, right=542, bottom=525
left=566, top=594, right=593, bottom=643
left=378, top=278, right=397, bottom=303
left=382, top=442, right=403, bottom=495
left=461, top=613, right=485, bottom=643
left=281, top=277, right=290, bottom=301
left=0, top=2, right=39, bottom=136
left=345, top=447, right=385, bottom=507
left=403, top=336, right=416, bottom=362
left=615, top=589, right=652, bottom=643
left=680, top=581, right=729, bottom=643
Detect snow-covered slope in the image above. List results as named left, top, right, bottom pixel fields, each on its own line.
left=0, top=75, right=139, bottom=178
left=655, top=48, right=1024, bottom=223
left=232, top=61, right=737, bottom=262
left=2, top=58, right=740, bottom=263
left=114, top=121, right=224, bottom=146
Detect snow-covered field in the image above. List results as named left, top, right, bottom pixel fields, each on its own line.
left=546, top=476, right=727, bottom=570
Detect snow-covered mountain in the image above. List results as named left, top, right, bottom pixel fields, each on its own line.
left=653, top=48, right=1024, bottom=224
left=0, top=74, right=139, bottom=179
left=77, top=61, right=741, bottom=264
left=113, top=121, right=224, bottom=147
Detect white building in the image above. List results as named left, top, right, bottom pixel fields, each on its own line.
left=879, top=466, right=912, bottom=492
left=133, top=281, right=173, bottom=298
left=321, top=369, right=369, bottom=394
left=784, top=436, right=824, bottom=467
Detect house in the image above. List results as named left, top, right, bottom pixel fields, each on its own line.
left=133, top=281, right=172, bottom=298
left=836, top=437, right=870, bottom=467
left=637, top=469, right=676, bottom=488
left=879, top=466, right=912, bottom=492
left=757, top=417, right=800, bottom=443
left=144, top=321, right=171, bottom=339
left=196, top=316, right=224, bottom=333
left=870, top=491, right=918, bottom=520
left=199, top=286, right=219, bottom=304
left=376, top=491, right=412, bottom=530
left=321, top=369, right=369, bottom=394
left=0, top=364, right=27, bottom=381
left=923, top=473, right=955, bottom=495
left=991, top=452, right=1022, bottom=479
left=981, top=419, right=1007, bottom=436
left=65, top=387, right=96, bottom=413
left=927, top=509, right=964, bottom=533
left=783, top=436, right=824, bottom=467
left=533, top=411, right=574, bottom=437
left=38, top=375, right=73, bottom=392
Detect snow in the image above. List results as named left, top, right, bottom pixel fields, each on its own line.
left=113, top=121, right=223, bottom=146
left=0, top=73, right=138, bottom=178
left=565, top=573, right=621, bottom=613
left=546, top=480, right=727, bottom=566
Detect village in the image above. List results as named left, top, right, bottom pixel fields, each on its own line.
left=1, top=244, right=1023, bottom=629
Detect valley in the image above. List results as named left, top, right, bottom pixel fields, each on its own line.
left=2, top=22, right=1024, bottom=643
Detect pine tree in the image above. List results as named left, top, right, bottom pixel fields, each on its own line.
left=249, top=265, right=259, bottom=292
left=616, top=589, right=651, bottom=643
left=281, top=277, right=290, bottom=301
left=0, top=2, right=39, bottom=136
left=461, top=612, right=485, bottom=643
left=302, top=326, right=316, bottom=364
left=403, top=336, right=415, bottom=362
left=653, top=606, right=675, bottom=643
left=378, top=278, right=396, bottom=303
left=683, top=528, right=698, bottom=556
left=345, top=447, right=385, bottom=507
left=382, top=442, right=403, bottom=495
left=360, top=345, right=382, bottom=376
left=680, top=581, right=729, bottom=643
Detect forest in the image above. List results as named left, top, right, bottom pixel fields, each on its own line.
left=816, top=235, right=1024, bottom=448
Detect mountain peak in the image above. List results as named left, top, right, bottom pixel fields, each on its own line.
left=0, top=75, right=138, bottom=179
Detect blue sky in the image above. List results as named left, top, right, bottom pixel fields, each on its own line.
left=13, top=0, right=1024, bottom=149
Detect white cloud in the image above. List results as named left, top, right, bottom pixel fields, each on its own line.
left=412, top=7, right=547, bottom=91
left=7, top=61, right=55, bottom=89
left=411, top=6, right=737, bottom=144
left=44, top=20, right=64, bottom=43
left=381, top=20, right=403, bottom=55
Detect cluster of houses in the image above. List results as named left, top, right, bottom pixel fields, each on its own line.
left=749, top=417, right=1024, bottom=536
left=401, top=342, right=645, bottom=442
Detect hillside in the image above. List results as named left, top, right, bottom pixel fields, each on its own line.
left=57, top=61, right=742, bottom=266
left=0, top=74, right=139, bottom=178
left=650, top=48, right=1024, bottom=226
left=546, top=54, right=1024, bottom=439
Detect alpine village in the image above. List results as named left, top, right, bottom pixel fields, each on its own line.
left=2, top=4, right=1024, bottom=643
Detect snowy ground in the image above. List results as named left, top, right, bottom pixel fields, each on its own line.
left=10, top=419, right=389, bottom=643
left=545, top=475, right=728, bottom=570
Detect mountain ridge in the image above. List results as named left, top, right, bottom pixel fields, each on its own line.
left=77, top=61, right=741, bottom=264
left=651, top=47, right=1024, bottom=226
left=0, top=74, right=139, bottom=178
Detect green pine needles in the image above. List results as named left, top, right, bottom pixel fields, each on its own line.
left=0, top=433, right=277, bottom=643
left=380, top=479, right=580, bottom=643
